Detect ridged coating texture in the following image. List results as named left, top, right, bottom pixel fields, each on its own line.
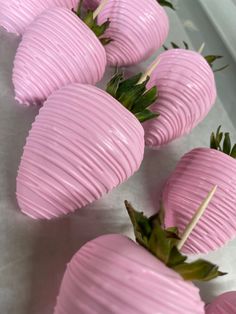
left=143, top=49, right=217, bottom=148
left=206, top=291, right=236, bottom=314
left=16, top=84, right=144, bottom=220
left=13, top=8, right=106, bottom=106
left=163, top=148, right=236, bottom=254
left=0, top=0, right=79, bottom=35
left=54, top=234, right=205, bottom=314
left=96, top=0, right=169, bottom=66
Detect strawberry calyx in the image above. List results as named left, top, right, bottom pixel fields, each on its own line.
left=163, top=41, right=229, bottom=72
left=125, top=201, right=226, bottom=281
left=73, top=0, right=112, bottom=46
left=210, top=125, right=236, bottom=158
left=106, top=70, right=159, bottom=123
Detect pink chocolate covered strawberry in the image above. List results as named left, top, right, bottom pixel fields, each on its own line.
left=93, top=0, right=169, bottom=66
left=162, top=127, right=236, bottom=254
left=206, top=291, right=236, bottom=314
left=54, top=197, right=226, bottom=314
left=16, top=78, right=158, bottom=219
left=143, top=48, right=217, bottom=148
left=0, top=0, right=79, bottom=35
left=54, top=234, right=205, bottom=314
left=12, top=7, right=107, bottom=106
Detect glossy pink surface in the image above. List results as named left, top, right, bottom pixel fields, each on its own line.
left=143, top=49, right=217, bottom=148
left=13, top=8, right=106, bottom=106
left=0, top=0, right=79, bottom=35
left=163, top=148, right=236, bottom=254
left=54, top=234, right=205, bottom=314
left=206, top=291, right=236, bottom=314
left=16, top=84, right=144, bottom=219
left=96, top=0, right=169, bottom=66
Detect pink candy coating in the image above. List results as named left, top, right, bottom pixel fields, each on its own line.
left=13, top=7, right=106, bottom=106
left=54, top=234, right=205, bottom=314
left=206, top=291, right=236, bottom=314
left=163, top=148, right=236, bottom=254
left=97, top=0, right=169, bottom=66
left=16, top=84, right=144, bottom=219
left=0, top=0, right=79, bottom=35
left=143, top=49, right=217, bottom=148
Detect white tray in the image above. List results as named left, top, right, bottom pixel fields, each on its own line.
left=0, top=0, right=236, bottom=313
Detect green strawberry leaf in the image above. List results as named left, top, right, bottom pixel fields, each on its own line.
left=125, top=200, right=152, bottom=249
left=205, top=55, right=228, bottom=72
left=171, top=42, right=179, bottom=49
left=81, top=10, right=94, bottom=28
left=106, top=72, right=123, bottom=98
left=157, top=0, right=175, bottom=10
left=204, top=55, right=222, bottom=66
left=163, top=45, right=168, bottom=51
left=125, top=201, right=226, bottom=282
left=165, top=227, right=180, bottom=239
left=230, top=144, right=236, bottom=158
left=106, top=71, right=159, bottom=123
left=163, top=41, right=186, bottom=50
left=210, top=132, right=218, bottom=150
left=173, top=259, right=227, bottom=281
left=167, top=246, right=187, bottom=267
left=148, top=223, right=173, bottom=264
left=135, top=110, right=159, bottom=123
left=210, top=126, right=236, bottom=158
left=223, top=133, right=231, bottom=155
left=116, top=73, right=143, bottom=98
left=183, top=41, right=189, bottom=50
left=92, top=19, right=111, bottom=37
left=73, top=5, right=112, bottom=45
left=100, top=37, right=113, bottom=46
left=132, top=86, right=158, bottom=113
left=118, top=79, right=148, bottom=110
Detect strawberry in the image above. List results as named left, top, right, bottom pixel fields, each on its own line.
left=12, top=7, right=107, bottom=106
left=54, top=234, right=205, bottom=314
left=162, top=127, right=236, bottom=254
left=0, top=0, right=79, bottom=35
left=206, top=291, right=236, bottom=314
left=94, top=0, right=169, bottom=66
left=143, top=48, right=217, bottom=148
left=16, top=80, right=158, bottom=219
left=53, top=197, right=225, bottom=312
